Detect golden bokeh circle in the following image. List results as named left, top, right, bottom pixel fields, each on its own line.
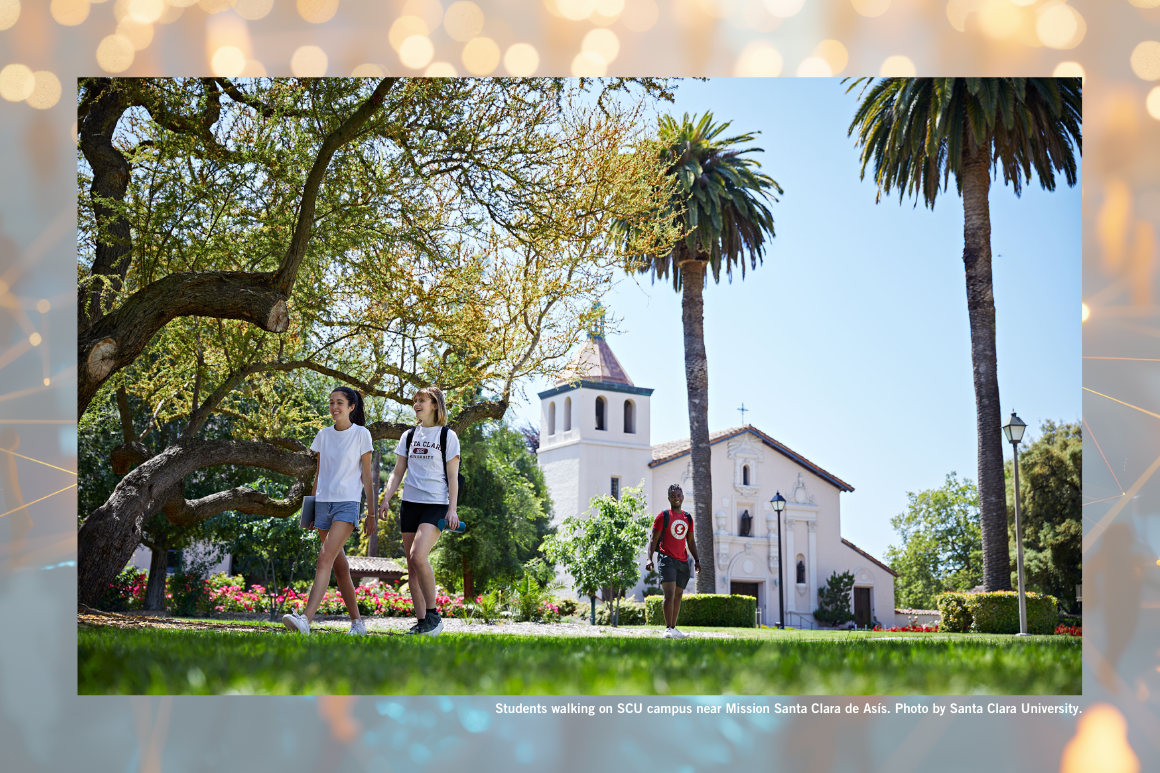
left=0, top=0, right=19, bottom=32
left=291, top=45, right=329, bottom=75
left=880, top=55, right=916, bottom=76
left=1130, top=41, right=1160, bottom=81
left=1037, top=5, right=1085, bottom=50
left=234, top=0, right=273, bottom=19
left=116, top=17, right=154, bottom=50
left=621, top=0, right=658, bottom=31
left=351, top=63, right=387, bottom=77
left=462, top=37, right=500, bottom=74
left=27, top=71, right=62, bottom=109
left=504, top=43, right=539, bottom=76
left=582, top=28, right=620, bottom=65
left=571, top=51, right=607, bottom=76
left=212, top=46, right=246, bottom=76
left=445, top=1, right=484, bottom=42
left=399, top=35, right=435, bottom=69
left=851, top=0, right=890, bottom=18
left=733, top=41, right=783, bottom=77
left=96, top=34, right=136, bottom=72
left=796, top=57, right=832, bottom=77
left=390, top=17, right=429, bottom=52
left=36, top=299, right=51, bottom=313
left=297, top=0, right=338, bottom=23
left=0, top=63, right=34, bottom=102
left=29, top=332, right=42, bottom=347
left=1147, top=86, right=1160, bottom=120
left=424, top=62, right=458, bottom=76
left=813, top=39, right=848, bottom=75
left=50, top=0, right=89, bottom=26
left=127, top=0, right=164, bottom=23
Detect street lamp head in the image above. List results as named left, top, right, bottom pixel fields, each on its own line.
left=1002, top=411, right=1027, bottom=445
left=771, top=491, right=786, bottom=512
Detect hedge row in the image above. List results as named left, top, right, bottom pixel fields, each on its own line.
left=935, top=590, right=1058, bottom=634
left=645, top=594, right=756, bottom=627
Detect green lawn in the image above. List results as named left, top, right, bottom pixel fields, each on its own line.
left=78, top=624, right=1080, bottom=695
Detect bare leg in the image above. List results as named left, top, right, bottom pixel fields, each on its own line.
left=332, top=548, right=361, bottom=621
left=671, top=586, right=685, bottom=626
left=661, top=581, right=677, bottom=627
left=406, top=524, right=442, bottom=618
left=304, top=521, right=356, bottom=623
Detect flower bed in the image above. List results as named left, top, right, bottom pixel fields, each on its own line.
left=874, top=624, right=940, bottom=633
left=207, top=576, right=468, bottom=618
left=1055, top=624, right=1082, bottom=637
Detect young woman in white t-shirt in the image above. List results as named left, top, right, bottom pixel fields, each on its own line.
left=379, top=386, right=460, bottom=636
left=282, top=386, right=377, bottom=636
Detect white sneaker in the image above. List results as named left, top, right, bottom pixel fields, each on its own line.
left=348, top=618, right=367, bottom=636
left=282, top=611, right=310, bottom=635
left=662, top=627, right=675, bottom=639
left=671, top=627, right=686, bottom=639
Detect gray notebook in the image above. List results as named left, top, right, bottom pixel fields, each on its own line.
left=299, top=495, right=315, bottom=528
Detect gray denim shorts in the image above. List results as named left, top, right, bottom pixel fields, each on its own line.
left=314, top=500, right=359, bottom=530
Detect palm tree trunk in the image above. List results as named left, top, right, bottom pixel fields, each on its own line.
left=961, top=140, right=1012, bottom=592
left=681, top=260, right=716, bottom=593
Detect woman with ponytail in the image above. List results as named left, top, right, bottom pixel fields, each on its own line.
left=283, top=386, right=376, bottom=636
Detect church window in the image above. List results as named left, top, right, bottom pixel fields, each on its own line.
left=742, top=465, right=750, bottom=486
left=623, top=399, right=635, bottom=434
left=564, top=396, right=571, bottom=431
left=610, top=477, right=620, bottom=499
left=548, top=402, right=556, bottom=435
left=595, top=396, right=606, bottom=430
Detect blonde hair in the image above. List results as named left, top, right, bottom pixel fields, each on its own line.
left=414, top=386, right=447, bottom=426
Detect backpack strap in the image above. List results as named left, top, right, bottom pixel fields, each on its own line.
left=406, top=428, right=415, bottom=457
left=439, top=425, right=450, bottom=485
left=659, top=510, right=670, bottom=557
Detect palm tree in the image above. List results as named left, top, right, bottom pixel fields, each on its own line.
left=847, top=78, right=1081, bottom=591
left=623, top=112, right=781, bottom=593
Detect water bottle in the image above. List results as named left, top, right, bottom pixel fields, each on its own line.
left=437, top=518, right=467, bottom=533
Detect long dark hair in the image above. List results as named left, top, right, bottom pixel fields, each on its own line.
left=331, top=386, right=366, bottom=427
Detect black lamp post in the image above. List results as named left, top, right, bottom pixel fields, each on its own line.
left=771, top=491, right=787, bottom=629
left=1002, top=410, right=1030, bottom=636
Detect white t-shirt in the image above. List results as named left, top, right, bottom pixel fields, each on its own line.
left=394, top=424, right=461, bottom=504
left=310, top=424, right=373, bottom=502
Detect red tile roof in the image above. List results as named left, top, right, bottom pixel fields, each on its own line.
left=555, top=335, right=635, bottom=386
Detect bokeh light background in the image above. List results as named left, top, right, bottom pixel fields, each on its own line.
left=2, top=0, right=1159, bottom=770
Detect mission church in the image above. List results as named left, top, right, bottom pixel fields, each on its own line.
left=537, top=329, right=897, bottom=629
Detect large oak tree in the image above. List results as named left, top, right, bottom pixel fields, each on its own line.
left=77, top=77, right=678, bottom=606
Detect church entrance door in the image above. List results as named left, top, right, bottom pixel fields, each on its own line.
left=854, top=587, right=871, bottom=628
left=731, top=582, right=759, bottom=603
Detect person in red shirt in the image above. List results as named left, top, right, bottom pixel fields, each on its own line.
left=645, top=483, right=701, bottom=639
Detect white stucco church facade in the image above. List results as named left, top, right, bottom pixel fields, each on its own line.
left=537, top=332, right=897, bottom=629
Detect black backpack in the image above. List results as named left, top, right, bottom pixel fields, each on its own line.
left=406, top=426, right=467, bottom=499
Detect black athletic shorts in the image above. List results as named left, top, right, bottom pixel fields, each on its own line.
left=400, top=500, right=448, bottom=533
left=658, top=554, right=691, bottom=589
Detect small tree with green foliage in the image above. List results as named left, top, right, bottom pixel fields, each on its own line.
left=213, top=513, right=318, bottom=621
left=429, top=422, right=555, bottom=597
left=543, top=484, right=652, bottom=627
left=885, top=473, right=983, bottom=609
left=814, top=570, right=856, bottom=627
left=1005, top=420, right=1081, bottom=612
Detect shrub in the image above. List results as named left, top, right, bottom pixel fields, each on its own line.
left=934, top=592, right=973, bottom=633
left=966, top=591, right=1057, bottom=635
left=645, top=594, right=756, bottom=627
left=98, top=567, right=147, bottom=612
left=551, top=597, right=580, bottom=618
left=814, top=570, right=855, bottom=627
left=595, top=600, right=647, bottom=625
left=168, top=571, right=213, bottom=617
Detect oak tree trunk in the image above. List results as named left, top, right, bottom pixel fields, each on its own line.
left=961, top=140, right=1012, bottom=592
left=463, top=556, right=474, bottom=600
left=143, top=537, right=169, bottom=611
left=680, top=260, right=716, bottom=593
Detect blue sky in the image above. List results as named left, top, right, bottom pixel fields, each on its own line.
left=511, top=78, right=1081, bottom=563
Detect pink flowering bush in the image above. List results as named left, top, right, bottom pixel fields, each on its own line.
left=107, top=572, right=479, bottom=618
left=873, top=623, right=941, bottom=633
